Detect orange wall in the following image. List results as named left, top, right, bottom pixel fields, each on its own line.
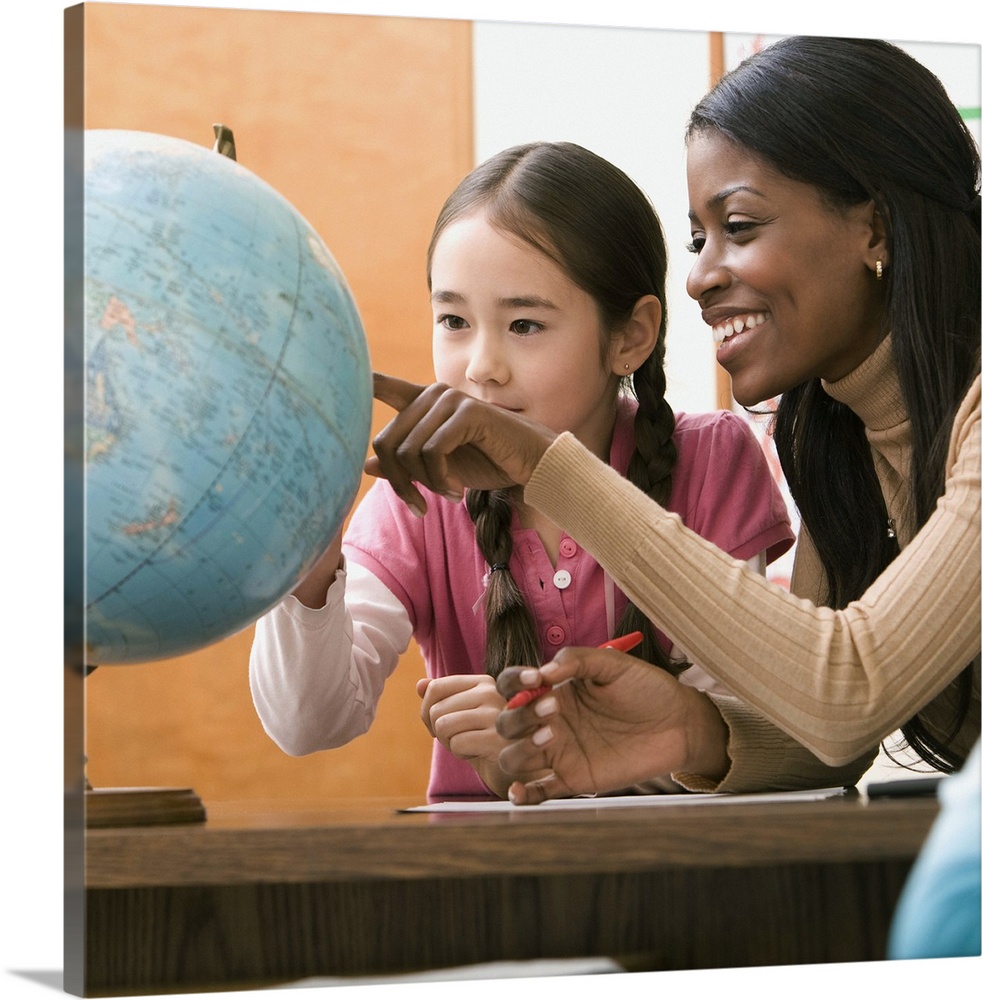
left=81, top=3, right=474, bottom=803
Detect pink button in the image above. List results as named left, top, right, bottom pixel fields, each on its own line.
left=546, top=625, right=566, bottom=645
left=559, top=538, right=577, bottom=558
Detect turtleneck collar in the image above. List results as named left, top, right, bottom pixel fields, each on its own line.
left=821, top=334, right=908, bottom=432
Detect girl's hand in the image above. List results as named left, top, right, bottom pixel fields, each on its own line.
left=368, top=375, right=557, bottom=515
left=417, top=674, right=548, bottom=798
left=290, top=529, right=344, bottom=609
left=495, top=646, right=731, bottom=804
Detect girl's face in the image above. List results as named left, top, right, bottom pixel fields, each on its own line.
left=429, top=211, right=622, bottom=457
left=685, top=131, right=887, bottom=406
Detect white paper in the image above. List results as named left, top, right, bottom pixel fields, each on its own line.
left=401, top=786, right=848, bottom=812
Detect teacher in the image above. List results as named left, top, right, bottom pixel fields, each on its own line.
left=368, top=35, right=980, bottom=802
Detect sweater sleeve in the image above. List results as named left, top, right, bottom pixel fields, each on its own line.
left=523, top=379, right=980, bottom=781
left=249, top=561, right=413, bottom=756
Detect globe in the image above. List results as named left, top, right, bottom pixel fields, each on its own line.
left=82, top=129, right=372, bottom=664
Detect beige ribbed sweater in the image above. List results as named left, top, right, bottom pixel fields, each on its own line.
left=525, top=337, right=981, bottom=792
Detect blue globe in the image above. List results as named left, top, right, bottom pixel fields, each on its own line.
left=83, top=129, right=372, bottom=664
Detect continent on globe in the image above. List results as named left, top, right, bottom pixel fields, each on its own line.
left=83, top=129, right=373, bottom=664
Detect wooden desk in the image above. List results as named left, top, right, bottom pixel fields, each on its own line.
left=81, top=792, right=937, bottom=995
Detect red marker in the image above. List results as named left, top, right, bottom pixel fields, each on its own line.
left=505, top=631, right=644, bottom=709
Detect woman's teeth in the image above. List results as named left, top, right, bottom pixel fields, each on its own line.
left=712, top=313, right=766, bottom=345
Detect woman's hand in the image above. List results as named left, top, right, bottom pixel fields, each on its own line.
left=495, top=646, right=731, bottom=804
left=417, top=674, right=550, bottom=798
left=368, top=375, right=557, bottom=515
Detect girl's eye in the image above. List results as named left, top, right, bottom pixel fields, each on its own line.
left=510, top=319, right=542, bottom=336
left=686, top=235, right=705, bottom=255
left=437, top=313, right=467, bottom=331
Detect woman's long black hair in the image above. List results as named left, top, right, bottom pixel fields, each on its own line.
left=688, top=36, right=981, bottom=772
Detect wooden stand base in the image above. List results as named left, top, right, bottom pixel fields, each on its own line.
left=86, top=787, right=207, bottom=828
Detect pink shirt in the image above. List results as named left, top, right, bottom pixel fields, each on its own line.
left=343, top=397, right=793, bottom=799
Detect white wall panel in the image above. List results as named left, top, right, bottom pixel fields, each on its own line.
left=473, top=21, right=719, bottom=415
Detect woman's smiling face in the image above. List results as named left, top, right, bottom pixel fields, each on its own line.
left=685, top=130, right=888, bottom=406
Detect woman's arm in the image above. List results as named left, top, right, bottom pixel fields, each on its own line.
left=369, top=372, right=980, bottom=775
left=520, top=382, right=980, bottom=767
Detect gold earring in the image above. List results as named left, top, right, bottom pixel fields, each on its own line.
left=875, top=260, right=884, bottom=281
left=624, top=363, right=631, bottom=371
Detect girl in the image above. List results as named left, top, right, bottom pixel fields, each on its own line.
left=250, top=141, right=793, bottom=800
left=367, top=38, right=980, bottom=803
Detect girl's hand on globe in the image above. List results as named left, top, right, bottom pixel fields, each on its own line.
left=367, top=374, right=556, bottom=515
left=290, top=528, right=345, bottom=610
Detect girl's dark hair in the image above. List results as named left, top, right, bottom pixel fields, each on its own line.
left=688, top=36, right=981, bottom=772
left=427, top=141, right=683, bottom=678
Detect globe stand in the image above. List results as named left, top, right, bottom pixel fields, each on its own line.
left=85, top=784, right=207, bottom=828
left=83, top=665, right=207, bottom=828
